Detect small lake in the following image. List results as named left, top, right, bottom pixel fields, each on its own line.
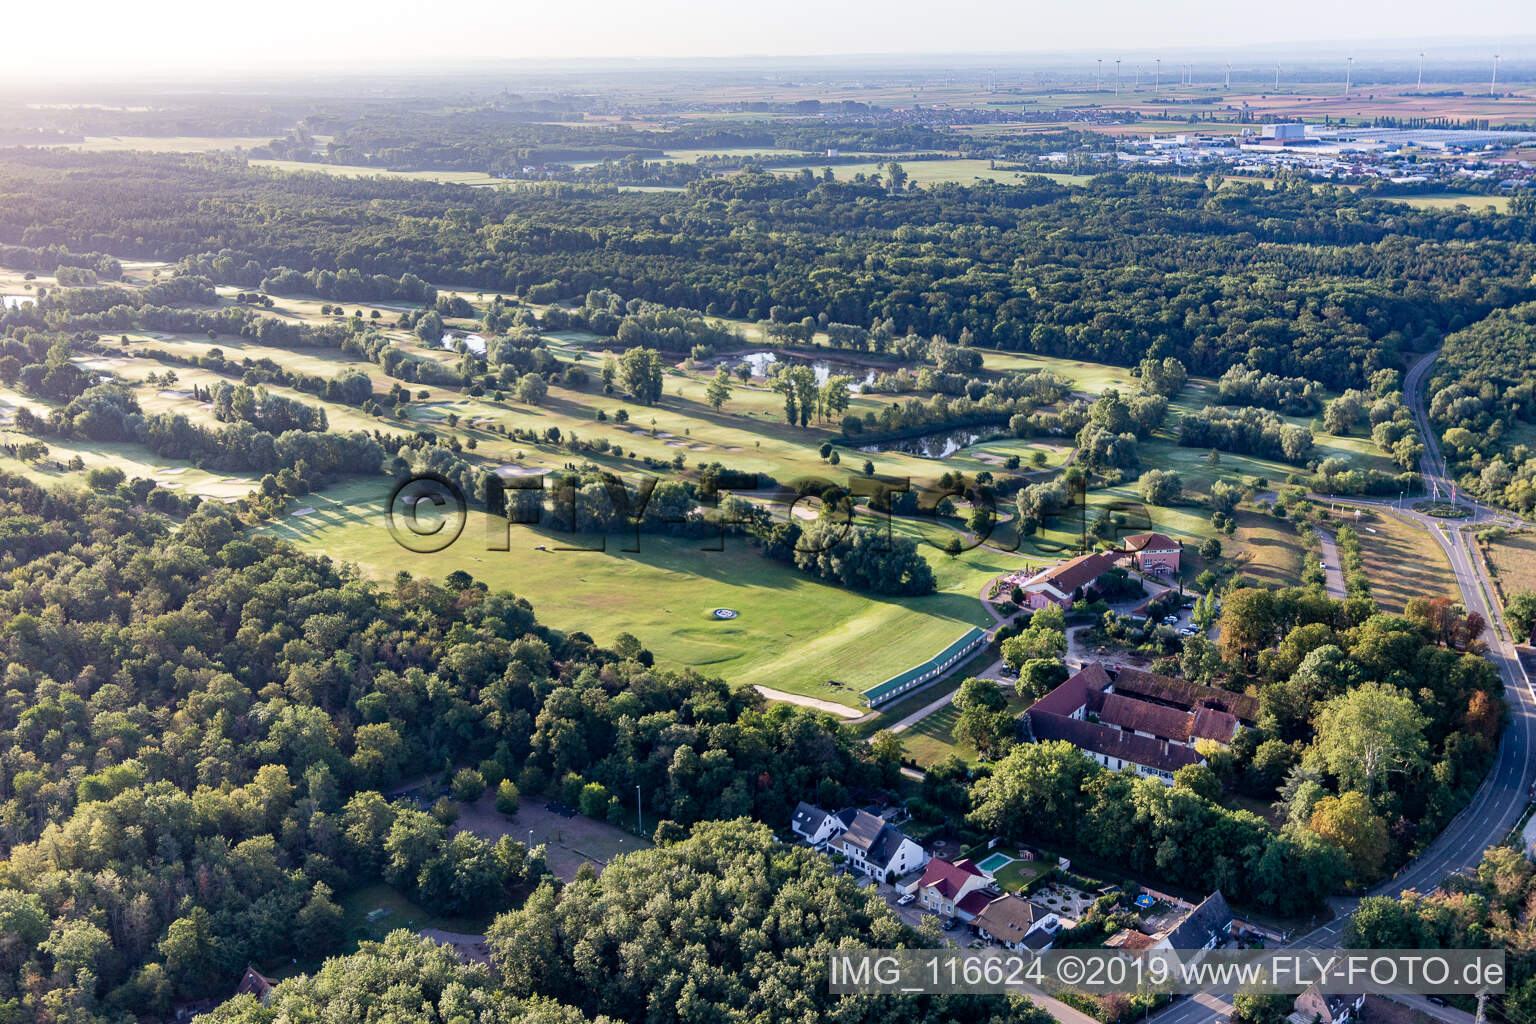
left=738, top=351, right=877, bottom=389
left=858, top=427, right=1000, bottom=460
left=440, top=332, right=488, bottom=357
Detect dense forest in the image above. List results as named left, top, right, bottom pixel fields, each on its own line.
left=0, top=473, right=897, bottom=1022
left=1429, top=302, right=1536, bottom=508
left=2, top=150, right=1535, bottom=390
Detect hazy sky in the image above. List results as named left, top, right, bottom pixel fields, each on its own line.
left=10, top=0, right=1534, bottom=81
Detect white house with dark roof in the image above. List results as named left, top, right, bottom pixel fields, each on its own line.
left=828, top=808, right=928, bottom=881
left=1287, top=985, right=1364, bottom=1024
left=790, top=801, right=841, bottom=846
left=1153, top=890, right=1233, bottom=952
left=972, top=893, right=1060, bottom=950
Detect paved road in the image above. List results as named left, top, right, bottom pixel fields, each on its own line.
left=1146, top=350, right=1536, bottom=1024
left=1313, top=526, right=1347, bottom=600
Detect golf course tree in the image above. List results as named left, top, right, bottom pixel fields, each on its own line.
left=952, top=677, right=1016, bottom=760
left=788, top=520, right=937, bottom=595
left=705, top=365, right=733, bottom=410
left=1000, top=603, right=1068, bottom=673
left=617, top=346, right=664, bottom=404
left=0, top=473, right=887, bottom=1021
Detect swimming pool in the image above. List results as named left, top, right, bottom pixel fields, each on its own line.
left=976, top=852, right=1014, bottom=874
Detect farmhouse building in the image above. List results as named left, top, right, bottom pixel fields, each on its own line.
left=1019, top=663, right=1257, bottom=782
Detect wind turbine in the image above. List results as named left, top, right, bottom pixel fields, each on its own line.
left=1417, top=52, right=1424, bottom=92
left=1096, top=58, right=1103, bottom=92
left=1115, top=59, right=1121, bottom=97
left=1344, top=56, right=1353, bottom=98
left=1492, top=52, right=1501, bottom=95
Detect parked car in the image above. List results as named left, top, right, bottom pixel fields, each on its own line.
left=897, top=893, right=915, bottom=906
left=1427, top=996, right=1449, bottom=1007
left=1162, top=614, right=1179, bottom=625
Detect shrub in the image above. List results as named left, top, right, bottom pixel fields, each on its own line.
left=450, top=767, right=487, bottom=803
left=495, top=779, right=520, bottom=816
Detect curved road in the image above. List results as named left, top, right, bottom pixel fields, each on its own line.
left=1148, top=350, right=1536, bottom=1024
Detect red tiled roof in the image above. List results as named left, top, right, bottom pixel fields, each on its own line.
left=1098, top=692, right=1196, bottom=743
left=919, top=858, right=985, bottom=899
left=1110, top=666, right=1259, bottom=722
left=1027, top=550, right=1120, bottom=597
left=1030, top=662, right=1112, bottom=717
left=1122, top=532, right=1180, bottom=553
left=1028, top=711, right=1203, bottom=775
left=1191, top=705, right=1240, bottom=744
left=957, top=888, right=996, bottom=917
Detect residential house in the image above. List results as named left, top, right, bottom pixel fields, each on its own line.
left=1119, top=532, right=1181, bottom=575
left=1020, top=663, right=1256, bottom=783
left=1287, top=985, right=1364, bottom=1024
left=828, top=809, right=929, bottom=880
left=1153, top=890, right=1234, bottom=951
left=236, top=966, right=275, bottom=1004
left=972, top=894, right=1060, bottom=950
left=791, top=802, right=842, bottom=846
left=917, top=858, right=991, bottom=917
left=1105, top=890, right=1234, bottom=954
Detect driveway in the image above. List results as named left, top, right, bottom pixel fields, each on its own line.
left=1313, top=525, right=1347, bottom=599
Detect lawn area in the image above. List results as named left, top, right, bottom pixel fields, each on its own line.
left=339, top=883, right=488, bottom=946
left=1485, top=532, right=1536, bottom=608
left=1227, top=508, right=1307, bottom=589
left=1348, top=508, right=1458, bottom=612
left=993, top=856, right=1050, bottom=893
left=898, top=687, right=1032, bottom=767
left=266, top=486, right=1015, bottom=708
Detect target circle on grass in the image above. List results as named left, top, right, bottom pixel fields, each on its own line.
left=711, top=608, right=739, bottom=620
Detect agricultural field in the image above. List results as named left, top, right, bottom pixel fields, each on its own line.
left=249, top=159, right=515, bottom=187
left=55, top=135, right=285, bottom=152
left=1386, top=193, right=1512, bottom=213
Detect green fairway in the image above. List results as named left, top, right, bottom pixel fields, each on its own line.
left=266, top=487, right=1016, bottom=707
